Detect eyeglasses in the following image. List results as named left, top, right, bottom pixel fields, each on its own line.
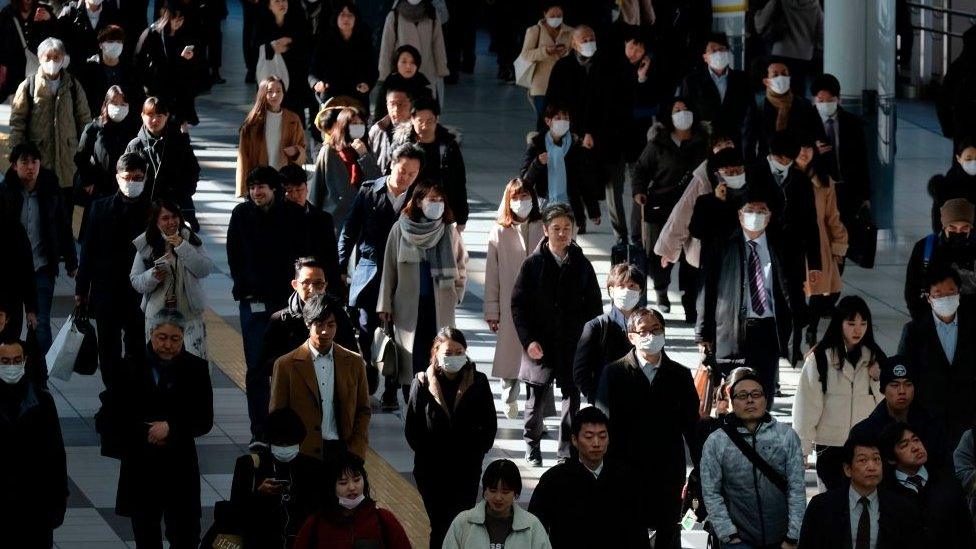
left=299, top=280, right=326, bottom=290
left=731, top=390, right=765, bottom=401
left=629, top=329, right=664, bottom=337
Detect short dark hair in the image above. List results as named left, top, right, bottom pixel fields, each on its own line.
left=541, top=202, right=575, bottom=227
left=481, top=459, right=523, bottom=496
left=705, top=32, right=730, bottom=49
left=97, top=24, right=125, bottom=43
left=878, top=422, right=918, bottom=464
left=246, top=166, right=281, bottom=189
left=769, top=131, right=800, bottom=159
left=810, top=73, right=841, bottom=97
left=925, top=263, right=962, bottom=292
left=265, top=407, right=306, bottom=446
left=142, top=96, right=171, bottom=115
left=384, top=83, right=411, bottom=99
left=626, top=308, right=664, bottom=333
left=571, top=406, right=609, bottom=437
left=543, top=103, right=570, bottom=120
left=9, top=142, right=41, bottom=164
left=0, top=338, right=26, bottom=357
left=294, top=256, right=324, bottom=279
left=116, top=151, right=148, bottom=174
left=327, top=452, right=372, bottom=506
left=390, top=142, right=425, bottom=167
left=279, top=163, right=308, bottom=186
left=393, top=44, right=423, bottom=69
left=411, top=96, right=441, bottom=117
left=302, top=294, right=338, bottom=326
left=842, top=433, right=880, bottom=466
left=954, top=135, right=976, bottom=157
left=709, top=147, right=744, bottom=171
left=606, top=263, right=646, bottom=293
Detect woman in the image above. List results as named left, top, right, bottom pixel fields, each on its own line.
left=929, top=136, right=976, bottom=233
left=236, top=76, right=307, bottom=197
left=485, top=179, right=545, bottom=419
left=308, top=1, right=378, bottom=117
left=133, top=3, right=201, bottom=125
left=518, top=2, right=573, bottom=122
left=377, top=0, right=448, bottom=107
left=405, top=327, right=497, bottom=549
left=294, top=452, right=411, bottom=548
left=794, top=295, right=884, bottom=490
left=75, top=25, right=145, bottom=117
left=254, top=0, right=312, bottom=125
left=312, top=103, right=380, bottom=228
left=129, top=200, right=214, bottom=360
left=373, top=45, right=433, bottom=121
left=0, top=0, right=58, bottom=101
left=444, top=459, right=552, bottom=549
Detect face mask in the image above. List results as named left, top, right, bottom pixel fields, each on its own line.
left=961, top=160, right=976, bottom=176
left=107, top=104, right=129, bottom=122
left=271, top=444, right=300, bottom=462
left=611, top=287, right=640, bottom=311
left=815, top=100, right=838, bottom=119
left=406, top=0, right=423, bottom=5
left=947, top=231, right=970, bottom=247
left=767, top=156, right=792, bottom=174
left=931, top=294, right=960, bottom=317
left=546, top=16, right=562, bottom=28
left=708, top=50, right=731, bottom=71
left=768, top=75, right=791, bottom=95
left=338, top=494, right=365, bottom=509
left=510, top=199, right=532, bottom=219
left=579, top=41, right=597, bottom=58
left=89, top=0, right=104, bottom=5
left=721, top=172, right=746, bottom=189
left=117, top=176, right=145, bottom=198
left=741, top=212, right=767, bottom=232
left=101, top=41, right=123, bottom=59
left=438, top=354, right=467, bottom=373
left=638, top=334, right=665, bottom=354
left=422, top=200, right=444, bottom=220
left=348, top=123, right=366, bottom=140
left=672, top=110, right=694, bottom=131
left=550, top=119, right=570, bottom=138
left=0, top=363, right=25, bottom=385
left=41, top=59, right=62, bottom=76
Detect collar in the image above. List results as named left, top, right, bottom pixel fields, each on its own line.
left=744, top=232, right=768, bottom=248
left=708, top=67, right=728, bottom=80
left=932, top=309, right=958, bottom=327
left=894, top=465, right=928, bottom=484
left=608, top=307, right=628, bottom=330
left=466, top=500, right=533, bottom=531
left=308, top=342, right=334, bottom=361
left=636, top=352, right=661, bottom=370
left=848, top=486, right=879, bottom=507
left=581, top=458, right=604, bottom=478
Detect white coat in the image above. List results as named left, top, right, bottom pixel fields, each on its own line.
left=129, top=228, right=215, bottom=319
left=377, top=9, right=449, bottom=95
left=443, top=501, right=552, bottom=549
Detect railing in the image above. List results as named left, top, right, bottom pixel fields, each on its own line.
left=907, top=1, right=976, bottom=83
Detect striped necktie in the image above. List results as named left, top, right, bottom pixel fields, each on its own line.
left=747, top=240, right=769, bottom=315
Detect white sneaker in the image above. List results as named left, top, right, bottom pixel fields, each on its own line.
left=506, top=402, right=519, bottom=419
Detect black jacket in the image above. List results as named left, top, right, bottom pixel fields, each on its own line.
left=798, top=487, right=921, bottom=549
left=307, top=25, right=378, bottom=116
left=528, top=459, right=650, bottom=549
left=757, top=95, right=826, bottom=158
left=545, top=51, right=616, bottom=161
left=928, top=163, right=976, bottom=233
left=885, top=467, right=976, bottom=548
left=299, top=201, right=342, bottom=292
left=759, top=164, right=823, bottom=273
left=937, top=26, right=976, bottom=139
left=0, top=219, right=37, bottom=324
left=133, top=24, right=203, bottom=123
left=392, top=124, right=469, bottom=225
left=520, top=131, right=599, bottom=221
left=57, top=0, right=123, bottom=62
left=74, top=54, right=145, bottom=117
left=573, top=311, right=632, bottom=404
left=633, top=126, right=709, bottom=223
left=0, top=167, right=78, bottom=275
left=511, top=240, right=603, bottom=388
left=903, top=232, right=976, bottom=320
left=253, top=5, right=312, bottom=116
left=822, top=108, right=870, bottom=219
left=688, top=188, right=749, bottom=254
left=850, top=401, right=949, bottom=471
left=74, top=117, right=141, bottom=206
left=680, top=66, right=755, bottom=156
left=126, top=124, right=201, bottom=203
left=372, top=72, right=433, bottom=122
left=0, top=4, right=58, bottom=100
left=76, top=193, right=150, bottom=306
left=261, top=292, right=359, bottom=378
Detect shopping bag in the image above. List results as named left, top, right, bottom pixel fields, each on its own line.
left=256, top=44, right=290, bottom=90
left=371, top=320, right=401, bottom=378
left=513, top=55, right=535, bottom=89
left=46, top=314, right=86, bottom=381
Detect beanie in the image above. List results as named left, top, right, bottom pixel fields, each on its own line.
left=879, top=354, right=914, bottom=390
left=940, top=198, right=975, bottom=227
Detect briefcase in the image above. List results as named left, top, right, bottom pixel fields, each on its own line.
left=847, top=204, right=878, bottom=269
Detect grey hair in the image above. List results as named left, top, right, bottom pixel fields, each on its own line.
left=148, top=309, right=187, bottom=333
left=37, top=37, right=68, bottom=61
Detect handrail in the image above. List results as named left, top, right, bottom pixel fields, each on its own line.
left=911, top=24, right=965, bottom=38
left=907, top=1, right=976, bottom=21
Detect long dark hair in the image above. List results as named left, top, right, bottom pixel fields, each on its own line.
left=813, top=295, right=885, bottom=368
left=243, top=76, right=286, bottom=128
left=327, top=1, right=369, bottom=41
left=402, top=180, right=455, bottom=223
left=146, top=199, right=202, bottom=259
left=796, top=133, right=833, bottom=187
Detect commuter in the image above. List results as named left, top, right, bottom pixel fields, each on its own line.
left=442, top=0, right=476, bottom=84
left=372, top=45, right=433, bottom=122
left=937, top=25, right=976, bottom=140
left=369, top=85, right=413, bottom=174
left=754, top=0, right=823, bottom=95
left=312, top=102, right=380, bottom=228
left=307, top=1, right=378, bottom=116
left=74, top=25, right=144, bottom=117
left=133, top=3, right=202, bottom=125
left=0, top=218, right=36, bottom=343
left=253, top=0, right=312, bottom=124
left=279, top=165, right=342, bottom=291
left=377, top=0, right=448, bottom=107
left=0, top=0, right=59, bottom=102
left=236, top=76, right=307, bottom=198
left=755, top=60, right=824, bottom=158
left=57, top=0, right=122, bottom=62
left=929, top=137, right=976, bottom=233
left=518, top=2, right=574, bottom=123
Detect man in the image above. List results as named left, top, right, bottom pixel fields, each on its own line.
left=879, top=423, right=976, bottom=546
left=527, top=406, right=650, bottom=549
left=226, top=166, right=309, bottom=445
left=0, top=143, right=77, bottom=353
left=75, top=24, right=144, bottom=116
left=755, top=60, right=824, bottom=159
left=596, top=308, right=699, bottom=549
left=799, top=435, right=921, bottom=548
left=700, top=368, right=805, bottom=549
left=279, top=163, right=341, bottom=291
left=339, top=143, right=422, bottom=409
left=57, top=0, right=122, bottom=62
left=0, top=220, right=37, bottom=343
left=75, top=152, right=152, bottom=389
left=369, top=85, right=412, bottom=174
left=0, top=338, right=67, bottom=548
left=269, top=294, right=371, bottom=462
left=898, top=266, right=976, bottom=450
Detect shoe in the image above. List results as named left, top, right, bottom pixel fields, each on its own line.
left=381, top=393, right=399, bottom=412
left=212, top=73, right=227, bottom=85
left=244, top=70, right=256, bottom=84
left=526, top=448, right=543, bottom=467
left=656, top=291, right=671, bottom=313
left=248, top=439, right=268, bottom=452
left=505, top=402, right=519, bottom=420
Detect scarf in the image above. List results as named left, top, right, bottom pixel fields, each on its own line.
left=417, top=364, right=474, bottom=416
left=545, top=132, right=572, bottom=204
left=397, top=215, right=458, bottom=287
left=337, top=147, right=364, bottom=186
left=397, top=1, right=427, bottom=23
left=765, top=88, right=794, bottom=132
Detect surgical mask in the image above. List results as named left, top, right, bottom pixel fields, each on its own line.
left=579, top=41, right=597, bottom=58
left=117, top=176, right=145, bottom=198
left=41, top=59, right=62, bottom=76
left=672, top=110, right=694, bottom=131
left=0, top=363, right=25, bottom=385
left=546, top=16, right=562, bottom=28
left=721, top=172, right=746, bottom=189
left=338, top=494, right=365, bottom=509
left=271, top=444, right=300, bottom=462
left=931, top=294, right=960, bottom=318
left=348, top=123, right=366, bottom=140
left=741, top=212, right=767, bottom=232
left=422, top=200, right=444, bottom=220
left=767, top=156, right=792, bottom=174
left=406, top=0, right=423, bottom=5
left=438, top=354, right=467, bottom=373
left=961, top=160, right=976, bottom=176
left=550, top=119, right=570, bottom=138
left=611, top=287, right=640, bottom=311
left=88, top=0, right=103, bottom=5
left=638, top=334, right=665, bottom=354
left=815, top=100, right=838, bottom=119
left=708, top=50, right=731, bottom=72
left=101, top=41, right=123, bottom=59
left=107, top=104, right=129, bottom=122
left=768, top=75, right=791, bottom=95
left=510, top=199, right=532, bottom=219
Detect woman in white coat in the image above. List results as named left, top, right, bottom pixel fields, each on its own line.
left=130, top=199, right=215, bottom=359
left=377, top=0, right=449, bottom=107
left=793, top=295, right=883, bottom=491
left=378, top=180, right=467, bottom=396
left=484, top=179, right=544, bottom=419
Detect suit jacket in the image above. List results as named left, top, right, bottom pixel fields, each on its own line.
left=573, top=312, right=633, bottom=403
left=885, top=469, right=976, bottom=547
left=270, top=342, right=371, bottom=460
left=798, top=487, right=921, bottom=549
left=824, top=108, right=870, bottom=218
left=680, top=66, right=755, bottom=156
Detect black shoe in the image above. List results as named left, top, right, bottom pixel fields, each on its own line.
left=244, top=70, right=256, bottom=84
left=656, top=291, right=671, bottom=313
left=526, top=448, right=543, bottom=467
left=212, top=72, right=227, bottom=85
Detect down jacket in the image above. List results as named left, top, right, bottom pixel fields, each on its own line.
left=129, top=228, right=215, bottom=319
left=443, top=501, right=552, bottom=549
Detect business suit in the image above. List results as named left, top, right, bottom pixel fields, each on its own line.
left=573, top=311, right=633, bottom=404
left=270, top=342, right=371, bottom=460
left=886, top=468, right=976, bottom=547
left=819, top=108, right=870, bottom=221
left=798, top=487, right=921, bottom=549
left=680, top=66, right=755, bottom=157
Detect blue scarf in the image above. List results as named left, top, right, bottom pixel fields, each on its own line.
left=545, top=131, right=572, bottom=205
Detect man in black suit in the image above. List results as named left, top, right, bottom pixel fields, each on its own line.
left=596, top=308, right=699, bottom=549
left=799, top=435, right=921, bottom=548
left=756, top=59, right=826, bottom=159
left=879, top=422, right=976, bottom=547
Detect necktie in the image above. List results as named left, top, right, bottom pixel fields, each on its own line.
left=906, top=475, right=925, bottom=491
left=825, top=118, right=840, bottom=174
left=855, top=496, right=871, bottom=549
left=747, top=241, right=769, bottom=315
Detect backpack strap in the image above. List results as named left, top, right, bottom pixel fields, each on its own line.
left=923, top=233, right=938, bottom=268
left=721, top=422, right=789, bottom=495
left=815, top=348, right=829, bottom=394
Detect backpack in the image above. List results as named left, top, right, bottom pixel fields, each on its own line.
left=21, top=73, right=79, bottom=119
left=922, top=233, right=938, bottom=269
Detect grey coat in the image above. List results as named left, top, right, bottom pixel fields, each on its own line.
left=755, top=0, right=823, bottom=61
left=312, top=144, right=381, bottom=229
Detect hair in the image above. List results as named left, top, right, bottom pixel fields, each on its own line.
left=925, top=263, right=962, bottom=291
left=327, top=107, right=363, bottom=151
left=877, top=422, right=917, bottom=465
left=9, top=142, right=41, bottom=164
left=325, top=452, right=372, bottom=509
left=390, top=142, right=426, bottom=167
left=842, top=433, right=879, bottom=466
left=97, top=24, right=125, bottom=44
left=543, top=102, right=570, bottom=121
left=954, top=135, right=976, bottom=157
left=659, top=97, right=700, bottom=134
left=810, top=73, right=841, bottom=97
left=155, top=2, right=187, bottom=32
left=705, top=32, right=730, bottom=49
left=244, top=76, right=286, bottom=128
left=393, top=44, right=423, bottom=75
left=541, top=202, right=575, bottom=227
left=99, top=85, right=127, bottom=125
left=813, top=295, right=884, bottom=368
left=541, top=0, right=564, bottom=12
left=279, top=163, right=308, bottom=186
left=428, top=326, right=469, bottom=369
left=481, top=459, right=523, bottom=496
left=0, top=338, right=26, bottom=357
left=145, top=199, right=202, bottom=259
left=37, top=37, right=67, bottom=61
left=794, top=132, right=834, bottom=187
left=265, top=407, right=306, bottom=446
left=411, top=96, right=441, bottom=117
left=496, top=178, right=542, bottom=227
left=294, top=256, right=324, bottom=279
left=117, top=151, right=148, bottom=174
left=384, top=83, right=412, bottom=101
left=327, top=1, right=364, bottom=38
left=706, top=146, right=744, bottom=187
left=403, top=180, right=455, bottom=223
left=246, top=165, right=281, bottom=189
left=769, top=130, right=800, bottom=159
left=302, top=294, right=339, bottom=327
left=571, top=406, right=609, bottom=437
left=142, top=96, right=171, bottom=116
left=606, top=263, right=647, bottom=293
left=727, top=366, right=763, bottom=397
left=625, top=308, right=665, bottom=333
left=148, top=309, right=187, bottom=333
left=623, top=28, right=647, bottom=47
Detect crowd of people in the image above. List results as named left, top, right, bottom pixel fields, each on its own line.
left=2, top=0, right=976, bottom=548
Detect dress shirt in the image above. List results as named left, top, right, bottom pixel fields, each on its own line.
left=894, top=466, right=929, bottom=493
left=86, top=7, right=101, bottom=29
left=709, top=67, right=729, bottom=103
left=636, top=351, right=661, bottom=385
left=744, top=233, right=775, bottom=319
left=848, top=487, right=879, bottom=549
left=608, top=306, right=627, bottom=331
left=387, top=186, right=409, bottom=211
left=932, top=310, right=958, bottom=362
left=822, top=114, right=841, bottom=165
left=582, top=459, right=604, bottom=479
left=308, top=342, right=339, bottom=441
left=20, top=188, right=46, bottom=271
left=551, top=249, right=569, bottom=266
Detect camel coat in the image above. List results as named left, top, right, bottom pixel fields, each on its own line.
left=270, top=342, right=371, bottom=460
left=654, top=160, right=710, bottom=267
left=377, top=222, right=468, bottom=385
left=377, top=10, right=449, bottom=94
left=805, top=177, right=848, bottom=296
left=235, top=108, right=307, bottom=197
left=484, top=220, right=544, bottom=379
left=519, top=21, right=574, bottom=97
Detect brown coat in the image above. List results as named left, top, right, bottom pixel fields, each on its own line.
left=270, top=342, right=371, bottom=460
left=805, top=176, right=848, bottom=296
left=235, top=108, right=307, bottom=197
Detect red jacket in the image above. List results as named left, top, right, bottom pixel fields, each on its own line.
left=293, top=501, right=411, bottom=549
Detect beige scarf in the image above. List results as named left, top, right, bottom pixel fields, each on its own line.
left=416, top=364, right=474, bottom=416
left=766, top=88, right=794, bottom=132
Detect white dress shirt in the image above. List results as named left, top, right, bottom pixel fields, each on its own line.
left=894, top=466, right=929, bottom=493
left=848, top=487, right=879, bottom=549
left=308, top=342, right=339, bottom=441
left=744, top=233, right=775, bottom=319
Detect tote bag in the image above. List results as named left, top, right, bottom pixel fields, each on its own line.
left=256, top=44, right=290, bottom=90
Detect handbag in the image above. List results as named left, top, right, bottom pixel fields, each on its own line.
left=13, top=17, right=40, bottom=77
left=200, top=500, right=245, bottom=549
left=256, top=44, right=290, bottom=90
left=371, top=320, right=401, bottom=378
left=514, top=26, right=541, bottom=89
left=46, top=311, right=89, bottom=381
left=693, top=350, right=721, bottom=419
left=846, top=204, right=878, bottom=269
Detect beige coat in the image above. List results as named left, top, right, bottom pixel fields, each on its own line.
left=519, top=22, right=574, bottom=96
left=378, top=11, right=449, bottom=92
left=377, top=222, right=468, bottom=385
left=235, top=109, right=307, bottom=197
left=805, top=177, right=848, bottom=296
left=484, top=220, right=545, bottom=379
left=654, top=161, right=710, bottom=267
left=9, top=69, right=91, bottom=188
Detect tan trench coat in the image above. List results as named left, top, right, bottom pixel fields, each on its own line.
left=805, top=177, right=848, bottom=296
left=519, top=22, right=574, bottom=97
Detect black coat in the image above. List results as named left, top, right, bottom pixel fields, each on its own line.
left=133, top=25, right=202, bottom=123
left=392, top=124, right=469, bottom=225
left=0, top=4, right=58, bottom=101
left=74, top=55, right=145, bottom=117
left=573, top=312, right=632, bottom=404
left=126, top=124, right=201, bottom=203
left=300, top=201, right=342, bottom=292
left=680, top=66, right=755, bottom=156
left=261, top=292, right=359, bottom=378
left=0, top=219, right=37, bottom=332
left=633, top=126, right=709, bottom=223
left=902, top=232, right=976, bottom=320
left=688, top=189, right=747, bottom=254
left=253, top=6, right=312, bottom=117
left=527, top=459, right=650, bottom=549
left=308, top=26, right=378, bottom=115
left=928, top=163, right=976, bottom=234
left=850, top=401, right=949, bottom=472
left=798, top=487, right=921, bottom=549
left=114, top=348, right=214, bottom=517
left=936, top=28, right=976, bottom=139
left=511, top=240, right=603, bottom=388
left=756, top=95, right=825, bottom=159
left=57, top=0, right=123, bottom=62
left=885, top=468, right=976, bottom=547
left=74, top=117, right=141, bottom=206
left=0, top=167, right=78, bottom=275
left=759, top=165, right=823, bottom=272
left=823, top=108, right=871, bottom=220
left=520, top=132, right=600, bottom=221
left=545, top=51, right=618, bottom=162
left=76, top=193, right=150, bottom=306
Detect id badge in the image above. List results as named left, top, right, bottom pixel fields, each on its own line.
left=250, top=301, right=266, bottom=313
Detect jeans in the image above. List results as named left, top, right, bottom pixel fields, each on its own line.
left=240, top=300, right=271, bottom=440
left=34, top=269, right=56, bottom=354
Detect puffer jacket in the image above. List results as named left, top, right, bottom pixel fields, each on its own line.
left=793, top=347, right=882, bottom=455
left=699, top=415, right=806, bottom=546
left=129, top=228, right=214, bottom=318
left=443, top=500, right=552, bottom=549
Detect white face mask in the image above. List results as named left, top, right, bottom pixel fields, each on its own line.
left=422, top=200, right=444, bottom=220
left=117, top=176, right=145, bottom=198
left=546, top=16, right=562, bottom=28
left=768, top=75, right=791, bottom=95
left=611, top=287, right=641, bottom=311
left=721, top=172, right=746, bottom=189
left=931, top=294, right=960, bottom=318
left=741, top=212, right=767, bottom=232
left=708, top=50, right=731, bottom=71
left=406, top=0, right=423, bottom=5
left=767, top=156, right=792, bottom=174
left=348, top=123, right=366, bottom=140
left=271, top=444, right=300, bottom=462
left=637, top=334, right=665, bottom=354
left=101, top=41, right=123, bottom=59
left=510, top=198, right=533, bottom=219
left=438, top=354, right=467, bottom=374
left=815, top=100, right=838, bottom=119
left=338, top=494, right=365, bottom=509
left=41, top=59, right=62, bottom=76
left=579, top=41, right=597, bottom=58
left=672, top=110, right=694, bottom=131
left=0, top=363, right=25, bottom=385
left=88, top=0, right=104, bottom=6
left=107, top=104, right=129, bottom=122
left=550, top=119, right=570, bottom=138
left=961, top=160, right=976, bottom=176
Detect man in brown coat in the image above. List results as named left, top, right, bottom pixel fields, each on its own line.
left=270, top=294, right=371, bottom=462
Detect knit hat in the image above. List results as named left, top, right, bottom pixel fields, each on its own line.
left=940, top=198, right=975, bottom=226
left=879, top=355, right=914, bottom=390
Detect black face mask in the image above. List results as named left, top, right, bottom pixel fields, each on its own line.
left=947, top=231, right=971, bottom=247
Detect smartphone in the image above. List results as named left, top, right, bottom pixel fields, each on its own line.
left=181, top=45, right=194, bottom=56
left=154, top=258, right=168, bottom=269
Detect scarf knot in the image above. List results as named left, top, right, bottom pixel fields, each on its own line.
left=397, top=215, right=458, bottom=288
left=765, top=88, right=794, bottom=132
